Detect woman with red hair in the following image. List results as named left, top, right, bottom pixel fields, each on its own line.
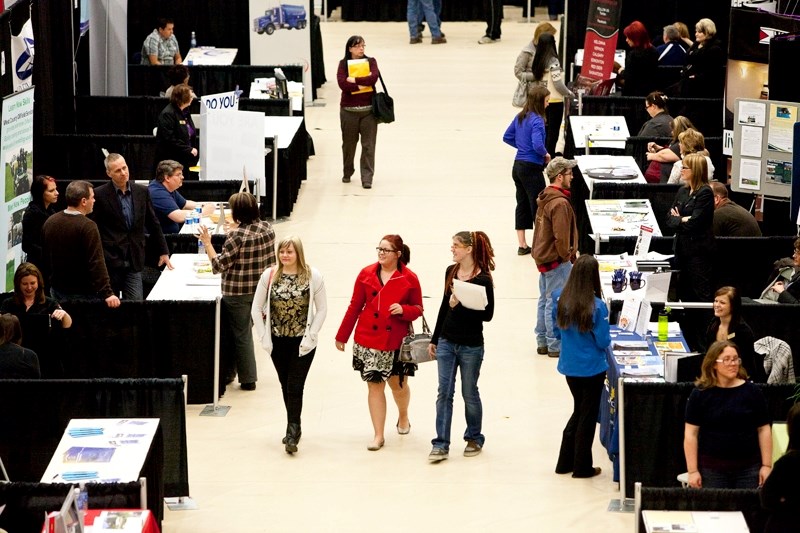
left=617, top=21, right=658, bottom=96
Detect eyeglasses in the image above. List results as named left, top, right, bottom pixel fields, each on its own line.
left=376, top=247, right=396, bottom=254
left=450, top=243, right=468, bottom=250
left=715, top=357, right=742, bottom=365
left=681, top=166, right=690, bottom=170
left=351, top=43, right=366, bottom=48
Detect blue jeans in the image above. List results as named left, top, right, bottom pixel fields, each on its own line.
left=536, top=261, right=572, bottom=352
left=109, top=268, right=143, bottom=300
left=407, top=0, right=442, bottom=38
left=432, top=339, right=484, bottom=451
left=699, top=463, right=760, bottom=489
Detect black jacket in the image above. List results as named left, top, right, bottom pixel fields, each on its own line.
left=681, top=37, right=726, bottom=97
left=90, top=182, right=169, bottom=272
left=155, top=102, right=198, bottom=172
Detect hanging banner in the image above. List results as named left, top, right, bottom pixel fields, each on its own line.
left=1, top=87, right=34, bottom=291
left=579, top=0, right=621, bottom=81
left=10, top=17, right=34, bottom=92
left=248, top=0, right=312, bottom=104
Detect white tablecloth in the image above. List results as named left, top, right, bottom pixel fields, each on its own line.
left=146, top=254, right=221, bottom=301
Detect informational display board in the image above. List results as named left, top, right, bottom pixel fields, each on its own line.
left=732, top=97, right=798, bottom=198
left=199, top=110, right=265, bottom=192
left=569, top=115, right=629, bottom=150
left=585, top=199, right=663, bottom=238
left=41, top=418, right=159, bottom=484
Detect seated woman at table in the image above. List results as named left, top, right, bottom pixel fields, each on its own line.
left=666, top=152, right=714, bottom=302
left=705, top=286, right=763, bottom=382
left=761, top=402, right=800, bottom=533
left=684, top=340, right=772, bottom=489
left=0, top=263, right=71, bottom=377
left=553, top=255, right=610, bottom=478
left=155, top=84, right=198, bottom=179
left=163, top=64, right=197, bottom=99
left=645, top=115, right=696, bottom=184
left=769, top=238, right=800, bottom=304
left=667, top=128, right=715, bottom=184
left=0, top=313, right=41, bottom=379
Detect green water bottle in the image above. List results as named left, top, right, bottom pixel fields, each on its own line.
left=658, top=307, right=669, bottom=342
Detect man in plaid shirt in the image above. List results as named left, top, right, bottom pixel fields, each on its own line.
left=199, top=192, right=275, bottom=393
left=141, top=17, right=182, bottom=66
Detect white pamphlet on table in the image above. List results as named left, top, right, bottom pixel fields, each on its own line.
left=452, top=280, right=488, bottom=310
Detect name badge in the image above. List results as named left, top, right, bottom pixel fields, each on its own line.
left=727, top=332, right=736, bottom=340
left=179, top=120, right=186, bottom=125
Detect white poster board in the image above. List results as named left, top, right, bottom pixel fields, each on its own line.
left=200, top=90, right=240, bottom=114
left=248, top=0, right=311, bottom=104
left=1, top=87, right=34, bottom=292
left=200, top=110, right=265, bottom=192
left=41, top=418, right=159, bottom=484
left=569, top=115, right=629, bottom=149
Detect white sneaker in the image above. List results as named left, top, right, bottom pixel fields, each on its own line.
left=478, top=35, right=498, bottom=44
left=428, top=447, right=448, bottom=462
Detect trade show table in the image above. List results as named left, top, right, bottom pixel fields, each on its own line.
left=600, top=327, right=689, bottom=483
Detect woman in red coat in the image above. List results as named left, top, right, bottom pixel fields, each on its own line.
left=336, top=234, right=423, bottom=451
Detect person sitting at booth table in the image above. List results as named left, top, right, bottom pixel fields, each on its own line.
left=1, top=263, right=72, bottom=377
left=646, top=115, right=696, bottom=184
left=770, top=238, right=800, bottom=304
left=761, top=402, right=800, bottom=533
left=148, top=160, right=214, bottom=234
left=0, top=313, right=40, bottom=379
left=684, top=340, right=772, bottom=489
left=141, top=17, right=182, bottom=66
left=704, top=286, right=764, bottom=382
left=709, top=181, right=762, bottom=237
left=164, top=64, right=197, bottom=99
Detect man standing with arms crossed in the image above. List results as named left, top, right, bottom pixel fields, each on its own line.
left=533, top=157, right=579, bottom=358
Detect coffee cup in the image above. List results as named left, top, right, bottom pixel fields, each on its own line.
left=612, top=279, right=628, bottom=293
left=630, top=278, right=646, bottom=291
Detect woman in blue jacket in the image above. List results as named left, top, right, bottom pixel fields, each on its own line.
left=553, top=255, right=610, bottom=478
left=503, top=85, right=550, bottom=255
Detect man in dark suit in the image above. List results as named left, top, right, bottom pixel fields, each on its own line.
left=91, top=153, right=173, bottom=300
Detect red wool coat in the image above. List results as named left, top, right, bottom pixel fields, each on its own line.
left=336, top=263, right=423, bottom=351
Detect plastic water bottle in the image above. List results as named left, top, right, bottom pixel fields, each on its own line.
left=76, top=484, right=88, bottom=519
left=198, top=238, right=205, bottom=255
left=194, top=206, right=203, bottom=225
left=657, top=307, right=669, bottom=342
left=190, top=31, right=197, bottom=49
left=184, top=212, right=193, bottom=231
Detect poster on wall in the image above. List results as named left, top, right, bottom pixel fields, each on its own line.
left=1, top=87, right=34, bottom=291
left=248, top=0, right=311, bottom=104
left=767, top=103, right=797, bottom=153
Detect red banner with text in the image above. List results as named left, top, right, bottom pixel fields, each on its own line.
left=580, top=0, right=622, bottom=81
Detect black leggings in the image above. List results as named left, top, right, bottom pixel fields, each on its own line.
left=271, top=335, right=316, bottom=425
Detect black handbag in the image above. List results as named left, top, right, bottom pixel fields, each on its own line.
left=372, top=73, right=395, bottom=124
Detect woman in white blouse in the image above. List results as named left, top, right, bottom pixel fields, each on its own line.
left=251, top=236, right=327, bottom=454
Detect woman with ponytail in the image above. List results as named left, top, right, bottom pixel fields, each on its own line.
left=426, top=231, right=495, bottom=462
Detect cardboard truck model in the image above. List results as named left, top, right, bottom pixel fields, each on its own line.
left=253, top=5, right=307, bottom=35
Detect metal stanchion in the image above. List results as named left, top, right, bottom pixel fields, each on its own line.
left=272, top=135, right=279, bottom=221
left=200, top=296, right=230, bottom=416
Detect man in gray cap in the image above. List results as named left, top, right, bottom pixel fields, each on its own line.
left=532, top=157, right=579, bottom=358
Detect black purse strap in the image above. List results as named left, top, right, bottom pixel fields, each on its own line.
left=376, top=72, right=389, bottom=95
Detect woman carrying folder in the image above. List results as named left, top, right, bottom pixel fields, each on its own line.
left=337, top=35, right=380, bottom=189
left=426, top=231, right=495, bottom=462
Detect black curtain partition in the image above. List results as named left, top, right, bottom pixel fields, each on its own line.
left=127, top=64, right=304, bottom=97
left=0, top=378, right=190, bottom=519
left=0, top=481, right=145, bottom=533
left=637, top=487, right=767, bottom=533
left=622, top=382, right=797, bottom=498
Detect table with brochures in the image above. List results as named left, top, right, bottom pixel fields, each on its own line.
left=600, top=327, right=689, bottom=483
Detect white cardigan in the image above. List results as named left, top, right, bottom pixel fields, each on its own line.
left=250, top=266, right=327, bottom=357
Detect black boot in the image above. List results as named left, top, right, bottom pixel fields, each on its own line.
left=285, top=423, right=301, bottom=454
